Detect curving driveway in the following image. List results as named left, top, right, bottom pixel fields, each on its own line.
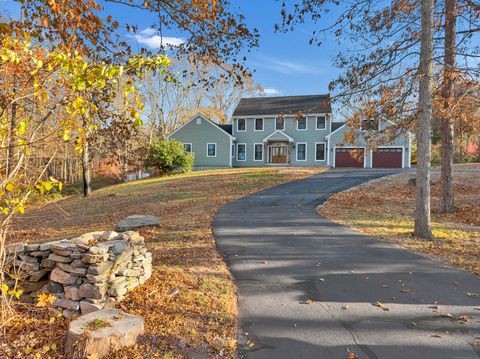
left=213, top=169, right=480, bottom=359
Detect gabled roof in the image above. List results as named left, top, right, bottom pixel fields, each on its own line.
left=331, top=122, right=345, bottom=132
left=263, top=130, right=295, bottom=143
left=233, top=94, right=332, bottom=117
left=217, top=124, right=232, bottom=135
left=326, top=119, right=413, bottom=139
left=166, top=113, right=235, bottom=140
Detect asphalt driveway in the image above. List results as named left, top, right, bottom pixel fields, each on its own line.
left=213, top=169, right=480, bottom=359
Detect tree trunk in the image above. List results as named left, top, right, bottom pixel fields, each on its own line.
left=438, top=0, right=456, bottom=214
left=82, top=140, right=92, bottom=197
left=414, top=0, right=434, bottom=239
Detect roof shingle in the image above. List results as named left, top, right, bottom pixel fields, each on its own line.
left=233, top=94, right=331, bottom=117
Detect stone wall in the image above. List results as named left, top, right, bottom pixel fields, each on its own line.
left=5, top=230, right=152, bottom=317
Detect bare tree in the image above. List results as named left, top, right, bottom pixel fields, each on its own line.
left=415, top=0, right=434, bottom=239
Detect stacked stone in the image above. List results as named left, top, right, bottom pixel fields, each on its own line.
left=5, top=242, right=54, bottom=299
left=5, top=230, right=152, bottom=318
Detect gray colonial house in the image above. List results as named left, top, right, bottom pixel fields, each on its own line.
left=167, top=94, right=412, bottom=169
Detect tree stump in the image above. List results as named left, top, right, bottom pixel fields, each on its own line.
left=64, top=309, right=144, bottom=359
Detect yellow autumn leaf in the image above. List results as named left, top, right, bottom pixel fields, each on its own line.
left=36, top=293, right=56, bottom=307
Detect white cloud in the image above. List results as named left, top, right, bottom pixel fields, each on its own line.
left=253, top=54, right=324, bottom=75
left=132, top=28, right=185, bottom=49
left=262, top=88, right=280, bottom=95
left=138, top=28, right=157, bottom=37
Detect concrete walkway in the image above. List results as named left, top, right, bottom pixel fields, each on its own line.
left=213, top=169, right=480, bottom=359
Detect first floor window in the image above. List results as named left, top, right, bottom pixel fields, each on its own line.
left=184, top=143, right=192, bottom=153
left=207, top=143, right=216, bottom=157
left=254, top=144, right=263, bottom=161
left=237, top=144, right=246, bottom=161
left=297, top=143, right=306, bottom=161
left=316, top=116, right=326, bottom=130
left=297, top=117, right=307, bottom=130
left=316, top=143, right=325, bottom=161
left=231, top=144, right=235, bottom=157
left=276, top=117, right=285, bottom=130
left=237, top=118, right=246, bottom=131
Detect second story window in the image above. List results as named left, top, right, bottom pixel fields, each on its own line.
left=276, top=117, right=285, bottom=130
left=237, top=118, right=246, bottom=131
left=255, top=118, right=263, bottom=131
left=362, top=119, right=378, bottom=130
left=297, top=117, right=307, bottom=130
left=316, top=116, right=326, bottom=130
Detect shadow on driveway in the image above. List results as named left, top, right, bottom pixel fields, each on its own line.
left=213, top=169, right=480, bottom=359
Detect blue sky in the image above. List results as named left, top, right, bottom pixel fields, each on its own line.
left=102, top=0, right=341, bottom=97
left=1, top=0, right=340, bottom=96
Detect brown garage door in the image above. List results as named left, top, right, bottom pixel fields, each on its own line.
left=372, top=148, right=403, bottom=168
left=335, top=148, right=364, bottom=168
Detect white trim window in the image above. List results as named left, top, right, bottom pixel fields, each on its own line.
left=237, top=118, right=246, bottom=132
left=315, top=142, right=326, bottom=161
left=231, top=143, right=235, bottom=158
left=316, top=116, right=326, bottom=130
left=207, top=143, right=216, bottom=157
left=183, top=143, right=192, bottom=153
left=237, top=143, right=246, bottom=161
left=275, top=117, right=285, bottom=130
left=296, top=143, right=307, bottom=161
left=254, top=143, right=263, bottom=161
left=297, top=117, right=307, bottom=130
left=254, top=118, right=264, bottom=131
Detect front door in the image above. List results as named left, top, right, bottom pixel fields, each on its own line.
left=271, top=146, right=288, bottom=163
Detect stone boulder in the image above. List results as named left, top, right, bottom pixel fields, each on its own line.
left=64, top=309, right=144, bottom=359
left=115, top=215, right=160, bottom=232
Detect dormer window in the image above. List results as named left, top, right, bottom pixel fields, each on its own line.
left=297, top=117, right=307, bottom=130
left=237, top=118, right=246, bottom=131
left=362, top=119, right=378, bottom=130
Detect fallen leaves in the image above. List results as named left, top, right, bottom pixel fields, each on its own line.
left=5, top=168, right=324, bottom=358
left=466, top=292, right=479, bottom=298
left=36, top=293, right=56, bottom=308
left=319, top=170, right=480, bottom=275
left=372, top=301, right=391, bottom=311
left=346, top=351, right=359, bottom=359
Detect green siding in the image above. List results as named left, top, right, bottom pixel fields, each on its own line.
left=232, top=116, right=330, bottom=167
left=169, top=115, right=232, bottom=167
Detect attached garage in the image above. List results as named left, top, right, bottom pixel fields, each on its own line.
left=334, top=148, right=365, bottom=168
left=372, top=147, right=403, bottom=168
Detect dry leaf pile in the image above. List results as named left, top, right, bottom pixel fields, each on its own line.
left=320, top=166, right=480, bottom=274
left=3, top=167, right=323, bottom=358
